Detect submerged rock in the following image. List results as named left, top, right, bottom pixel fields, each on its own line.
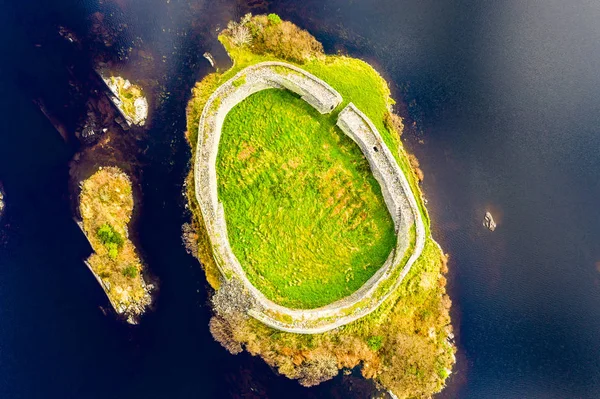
left=203, top=52, right=216, bottom=68
left=483, top=211, right=497, bottom=231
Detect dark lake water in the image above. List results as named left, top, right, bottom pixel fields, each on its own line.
left=1, top=0, right=600, bottom=398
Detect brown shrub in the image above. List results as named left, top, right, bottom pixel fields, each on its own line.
left=296, top=354, right=339, bottom=387
left=441, top=294, right=452, bottom=310
left=377, top=333, right=441, bottom=398
left=384, top=111, right=405, bottom=138
left=246, top=15, right=324, bottom=63
left=183, top=172, right=221, bottom=289
left=181, top=222, right=199, bottom=257
left=438, top=276, right=448, bottom=288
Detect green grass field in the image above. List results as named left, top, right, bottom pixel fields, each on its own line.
left=217, top=89, right=397, bottom=308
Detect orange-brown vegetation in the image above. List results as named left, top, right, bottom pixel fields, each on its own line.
left=384, top=111, right=405, bottom=137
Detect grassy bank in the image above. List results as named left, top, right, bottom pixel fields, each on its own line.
left=218, top=89, right=396, bottom=308
left=185, top=14, right=454, bottom=398
left=79, top=167, right=150, bottom=322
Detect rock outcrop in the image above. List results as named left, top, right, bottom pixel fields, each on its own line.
left=484, top=211, right=497, bottom=231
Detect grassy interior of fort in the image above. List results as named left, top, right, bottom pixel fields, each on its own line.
left=217, top=89, right=396, bottom=309
left=185, top=14, right=454, bottom=398
left=79, top=167, right=149, bottom=319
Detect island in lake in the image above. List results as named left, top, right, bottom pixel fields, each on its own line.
left=103, top=75, right=148, bottom=127
left=185, top=14, right=455, bottom=398
left=0, top=186, right=4, bottom=217
left=79, top=166, right=152, bottom=324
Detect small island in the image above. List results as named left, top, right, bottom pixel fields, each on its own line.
left=185, top=14, right=454, bottom=398
left=79, top=167, right=152, bottom=323
left=104, top=75, right=148, bottom=126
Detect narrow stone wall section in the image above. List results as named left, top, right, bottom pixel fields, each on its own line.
left=194, top=62, right=425, bottom=333
left=336, top=102, right=426, bottom=312
left=336, top=103, right=414, bottom=234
